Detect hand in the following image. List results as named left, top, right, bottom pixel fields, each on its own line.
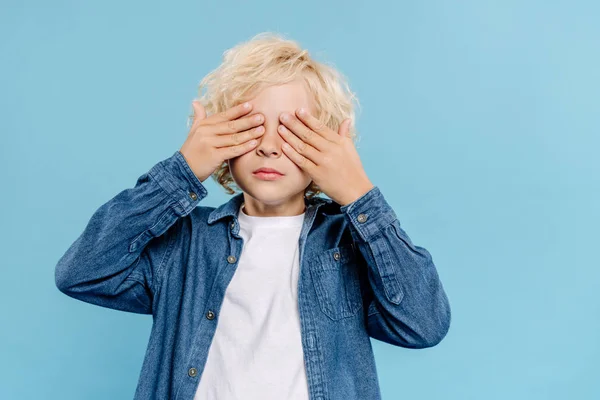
left=277, top=108, right=374, bottom=206
left=179, top=101, right=265, bottom=182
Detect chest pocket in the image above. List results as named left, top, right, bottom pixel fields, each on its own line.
left=308, top=244, right=363, bottom=321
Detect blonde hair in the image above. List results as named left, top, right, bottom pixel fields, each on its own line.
left=191, top=31, right=361, bottom=200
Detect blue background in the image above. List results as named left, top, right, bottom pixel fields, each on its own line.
left=1, top=0, right=598, bottom=399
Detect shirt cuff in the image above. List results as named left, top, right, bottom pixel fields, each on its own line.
left=339, top=186, right=398, bottom=243
left=148, top=150, right=208, bottom=216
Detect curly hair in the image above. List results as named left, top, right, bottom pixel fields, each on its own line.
left=189, top=31, right=361, bottom=200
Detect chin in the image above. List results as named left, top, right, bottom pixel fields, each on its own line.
left=239, top=179, right=306, bottom=202
left=244, top=186, right=293, bottom=202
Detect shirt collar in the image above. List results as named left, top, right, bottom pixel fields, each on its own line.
left=207, top=192, right=332, bottom=225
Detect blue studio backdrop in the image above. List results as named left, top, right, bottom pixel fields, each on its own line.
left=1, top=1, right=598, bottom=399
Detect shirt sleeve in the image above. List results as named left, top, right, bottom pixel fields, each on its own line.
left=54, top=150, right=207, bottom=314
left=340, top=186, right=452, bottom=348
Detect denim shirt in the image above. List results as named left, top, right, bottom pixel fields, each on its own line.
left=55, top=150, right=451, bottom=400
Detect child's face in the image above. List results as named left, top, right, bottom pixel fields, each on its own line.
left=228, top=78, right=317, bottom=214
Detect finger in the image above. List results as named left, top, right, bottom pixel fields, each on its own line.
left=192, top=101, right=206, bottom=121
left=341, top=118, right=352, bottom=138
left=208, top=112, right=264, bottom=136
left=280, top=112, right=328, bottom=151
left=277, top=124, right=321, bottom=164
left=281, top=140, right=317, bottom=174
left=213, top=125, right=265, bottom=148
left=205, top=101, right=254, bottom=125
left=187, top=101, right=207, bottom=131
left=218, top=134, right=261, bottom=160
left=295, top=108, right=341, bottom=143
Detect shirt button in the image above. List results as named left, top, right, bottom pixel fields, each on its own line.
left=188, top=367, right=198, bottom=377
left=357, top=213, right=368, bottom=223
left=227, top=255, right=237, bottom=263
left=189, top=191, right=198, bottom=201
left=333, top=252, right=341, bottom=261
left=230, top=222, right=235, bottom=229
left=206, top=310, right=215, bottom=320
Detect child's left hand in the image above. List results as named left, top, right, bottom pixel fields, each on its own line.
left=278, top=108, right=374, bottom=206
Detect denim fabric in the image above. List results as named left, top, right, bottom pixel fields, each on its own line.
left=55, top=150, right=451, bottom=400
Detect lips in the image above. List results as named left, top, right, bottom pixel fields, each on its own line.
left=253, top=167, right=283, bottom=175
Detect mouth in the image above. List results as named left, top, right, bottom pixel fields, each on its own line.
left=253, top=168, right=284, bottom=175
left=252, top=169, right=284, bottom=181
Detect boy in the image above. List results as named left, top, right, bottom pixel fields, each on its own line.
left=55, top=32, right=451, bottom=400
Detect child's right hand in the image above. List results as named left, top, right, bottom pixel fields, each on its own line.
left=179, top=101, right=265, bottom=182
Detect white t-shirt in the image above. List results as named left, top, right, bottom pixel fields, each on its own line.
left=194, top=202, right=309, bottom=400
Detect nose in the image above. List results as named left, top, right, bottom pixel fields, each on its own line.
left=255, top=117, right=285, bottom=157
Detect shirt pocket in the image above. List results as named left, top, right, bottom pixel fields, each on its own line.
left=308, top=243, right=363, bottom=321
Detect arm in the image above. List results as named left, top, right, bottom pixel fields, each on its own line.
left=54, top=150, right=207, bottom=314
left=340, top=186, right=451, bottom=348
